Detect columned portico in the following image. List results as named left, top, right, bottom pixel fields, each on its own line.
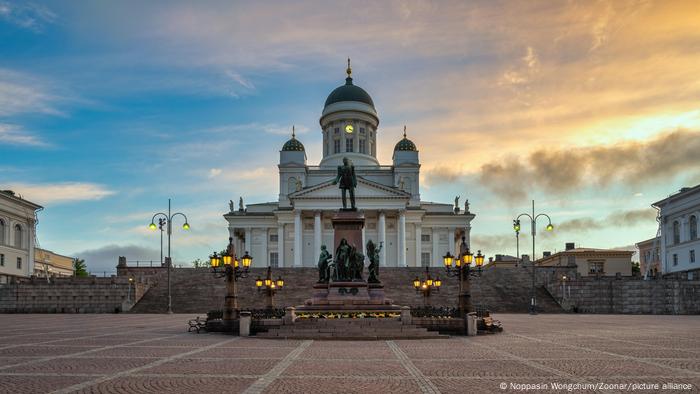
left=398, top=210, right=406, bottom=267
left=313, top=211, right=322, bottom=262
left=415, top=223, right=422, bottom=267
left=277, top=223, right=285, bottom=267
left=378, top=211, right=386, bottom=266
left=294, top=210, right=302, bottom=267
left=244, top=228, right=252, bottom=254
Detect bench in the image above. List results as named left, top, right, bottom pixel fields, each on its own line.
left=188, top=316, right=207, bottom=333
left=480, top=316, right=503, bottom=332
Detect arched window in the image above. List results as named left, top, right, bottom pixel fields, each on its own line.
left=690, top=215, right=698, bottom=240
left=14, top=224, right=23, bottom=249
left=672, top=221, right=680, bottom=244
left=0, top=218, right=4, bottom=245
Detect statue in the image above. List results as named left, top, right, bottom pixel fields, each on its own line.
left=464, top=199, right=470, bottom=213
left=398, top=177, right=405, bottom=191
left=317, top=245, right=332, bottom=283
left=455, top=196, right=460, bottom=210
left=332, top=157, right=357, bottom=210
left=239, top=197, right=244, bottom=211
left=366, top=240, right=382, bottom=283
left=349, top=248, right=364, bottom=281
left=459, top=235, right=469, bottom=258
left=229, top=200, right=234, bottom=213
left=334, top=238, right=353, bottom=281
left=295, top=178, right=303, bottom=192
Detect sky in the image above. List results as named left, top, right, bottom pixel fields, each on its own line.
left=1, top=0, right=699, bottom=273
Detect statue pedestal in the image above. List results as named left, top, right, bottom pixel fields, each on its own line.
left=331, top=210, right=365, bottom=253
left=302, top=281, right=396, bottom=312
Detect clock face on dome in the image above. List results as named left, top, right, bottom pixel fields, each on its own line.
left=345, top=124, right=354, bottom=134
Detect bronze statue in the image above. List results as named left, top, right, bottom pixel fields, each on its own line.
left=332, top=157, right=357, bottom=210
left=366, top=240, right=382, bottom=283
left=349, top=248, right=365, bottom=281
left=334, top=238, right=353, bottom=281
left=317, top=245, right=332, bottom=283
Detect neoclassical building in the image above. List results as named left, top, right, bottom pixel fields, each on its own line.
left=652, top=184, right=700, bottom=276
left=224, top=65, right=474, bottom=268
left=0, top=190, right=42, bottom=283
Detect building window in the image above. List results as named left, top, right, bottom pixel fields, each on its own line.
left=691, top=250, right=696, bottom=263
left=421, top=252, right=431, bottom=267
left=269, top=233, right=278, bottom=243
left=334, top=139, right=340, bottom=154
left=16, top=257, right=22, bottom=270
left=345, top=138, right=353, bottom=152
left=690, top=215, right=698, bottom=240
left=0, top=218, right=4, bottom=244
left=673, top=254, right=678, bottom=266
left=588, top=261, right=604, bottom=274
left=360, top=127, right=365, bottom=134
left=673, top=221, right=680, bottom=244
left=421, top=234, right=430, bottom=242
left=270, top=252, right=279, bottom=268
left=359, top=139, right=366, bottom=154
left=370, top=131, right=373, bottom=138
left=334, top=127, right=340, bottom=134
left=0, top=254, right=4, bottom=266
left=14, top=224, right=22, bottom=249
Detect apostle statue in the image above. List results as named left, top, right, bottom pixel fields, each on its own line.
left=334, top=238, right=353, bottom=281
left=295, top=178, right=303, bottom=192
left=455, top=195, right=460, bottom=210
left=332, top=157, right=357, bottom=210
left=464, top=199, right=470, bottom=213
left=459, top=235, right=469, bottom=259
left=238, top=197, right=244, bottom=211
left=366, top=240, right=382, bottom=283
left=317, top=245, right=332, bottom=283
left=229, top=200, right=234, bottom=213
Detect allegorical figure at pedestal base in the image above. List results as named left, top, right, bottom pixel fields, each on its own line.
left=366, top=239, right=382, bottom=283
left=317, top=245, right=332, bottom=283
left=332, top=157, right=357, bottom=210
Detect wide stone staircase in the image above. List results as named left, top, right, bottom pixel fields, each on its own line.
left=470, top=267, right=563, bottom=313
left=256, top=318, right=448, bottom=340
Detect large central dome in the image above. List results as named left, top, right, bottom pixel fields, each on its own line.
left=324, top=76, right=374, bottom=108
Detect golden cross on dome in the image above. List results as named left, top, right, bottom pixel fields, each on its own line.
left=292, top=125, right=296, bottom=138
left=403, top=125, right=407, bottom=138
left=346, top=58, right=352, bottom=77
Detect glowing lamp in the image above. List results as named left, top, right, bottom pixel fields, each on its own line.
left=222, top=254, right=232, bottom=266
left=276, top=277, right=284, bottom=288
left=233, top=259, right=239, bottom=268
left=413, top=277, right=421, bottom=289
left=475, top=250, right=485, bottom=267
left=513, top=220, right=521, bottom=232
left=241, top=252, right=252, bottom=268
left=182, top=222, right=190, bottom=230
left=210, top=253, right=220, bottom=268
left=546, top=223, right=554, bottom=232
left=435, top=278, right=442, bottom=288
left=463, top=250, right=473, bottom=265
left=148, top=223, right=157, bottom=230
left=443, top=252, right=454, bottom=267
left=255, top=277, right=263, bottom=287
left=264, top=278, right=272, bottom=287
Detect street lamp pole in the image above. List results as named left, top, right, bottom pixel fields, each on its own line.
left=149, top=198, right=190, bottom=314
left=514, top=200, right=553, bottom=315
left=210, top=237, right=252, bottom=331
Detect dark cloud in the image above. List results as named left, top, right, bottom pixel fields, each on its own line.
left=543, top=208, right=656, bottom=236
left=479, top=130, right=700, bottom=202
left=422, top=166, right=462, bottom=186
left=73, top=244, right=161, bottom=274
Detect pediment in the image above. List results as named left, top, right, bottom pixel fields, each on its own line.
left=290, top=177, right=410, bottom=200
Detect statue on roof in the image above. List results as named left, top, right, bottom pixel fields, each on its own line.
left=229, top=200, right=234, bottom=213
left=455, top=196, right=460, bottom=210
left=239, top=197, right=244, bottom=212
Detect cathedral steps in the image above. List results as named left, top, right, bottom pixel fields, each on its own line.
left=256, top=317, right=448, bottom=340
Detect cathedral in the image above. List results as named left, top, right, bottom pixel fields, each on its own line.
left=224, top=63, right=474, bottom=268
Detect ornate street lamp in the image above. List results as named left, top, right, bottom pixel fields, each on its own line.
left=148, top=198, right=190, bottom=314
left=412, top=266, right=441, bottom=305
left=443, top=246, right=484, bottom=318
left=255, top=266, right=284, bottom=309
left=210, top=237, right=252, bottom=331
left=514, top=200, right=554, bottom=315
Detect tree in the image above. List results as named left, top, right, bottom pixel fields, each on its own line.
left=73, top=258, right=88, bottom=277
left=191, top=258, right=209, bottom=268
left=631, top=261, right=641, bottom=276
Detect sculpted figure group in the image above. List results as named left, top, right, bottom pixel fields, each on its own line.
left=317, top=239, right=382, bottom=283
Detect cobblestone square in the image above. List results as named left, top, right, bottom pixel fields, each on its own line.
left=0, top=314, right=698, bottom=393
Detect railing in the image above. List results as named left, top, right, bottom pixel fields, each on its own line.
left=87, top=271, right=118, bottom=277
left=122, top=260, right=187, bottom=268
left=411, top=306, right=459, bottom=318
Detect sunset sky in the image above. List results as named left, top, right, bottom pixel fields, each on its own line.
left=2, top=0, right=699, bottom=273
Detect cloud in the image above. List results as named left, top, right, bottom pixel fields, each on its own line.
left=478, top=130, right=700, bottom=202
left=208, top=168, right=222, bottom=178
left=0, top=1, right=56, bottom=32
left=4, top=182, right=114, bottom=205
left=203, top=123, right=309, bottom=136
left=0, top=123, right=48, bottom=147
left=0, top=69, right=64, bottom=117
left=73, top=244, right=162, bottom=273
left=544, top=208, right=657, bottom=235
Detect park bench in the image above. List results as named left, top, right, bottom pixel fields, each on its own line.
left=187, top=316, right=207, bottom=333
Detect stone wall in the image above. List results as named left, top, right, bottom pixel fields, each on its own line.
left=0, top=276, right=148, bottom=313
left=539, top=268, right=700, bottom=314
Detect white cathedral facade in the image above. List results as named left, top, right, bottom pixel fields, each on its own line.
left=224, top=65, right=474, bottom=268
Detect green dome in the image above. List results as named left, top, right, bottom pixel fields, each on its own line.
left=324, top=76, right=375, bottom=108
left=394, top=136, right=417, bottom=151
left=282, top=136, right=305, bottom=151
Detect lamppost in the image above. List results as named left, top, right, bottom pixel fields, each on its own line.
left=255, top=266, right=284, bottom=309
left=157, top=218, right=166, bottom=266
left=443, top=247, right=484, bottom=318
left=210, top=237, right=252, bottom=331
left=148, top=198, right=190, bottom=314
left=127, top=277, right=134, bottom=303
left=513, top=200, right=554, bottom=315
left=412, top=266, right=441, bottom=305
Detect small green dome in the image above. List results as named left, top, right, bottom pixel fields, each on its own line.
left=282, top=136, right=305, bottom=151
left=394, top=127, right=417, bottom=151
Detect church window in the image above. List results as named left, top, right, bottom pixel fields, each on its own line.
left=360, top=127, right=365, bottom=134
left=334, top=139, right=340, bottom=154
left=270, top=252, right=279, bottom=268
left=421, top=234, right=430, bottom=242
left=691, top=250, right=696, bottom=263
left=14, top=224, right=22, bottom=249
left=673, top=221, right=680, bottom=244
left=359, top=139, right=366, bottom=154
left=421, top=252, right=431, bottom=267
left=269, top=233, right=278, bottom=242
left=0, top=254, right=4, bottom=266
left=690, top=215, right=697, bottom=240
left=345, top=138, right=353, bottom=152
left=334, top=127, right=340, bottom=134
left=0, top=218, right=4, bottom=244
left=287, top=177, right=297, bottom=194
left=370, top=131, right=373, bottom=138
left=16, top=257, right=22, bottom=270
left=673, top=254, right=678, bottom=265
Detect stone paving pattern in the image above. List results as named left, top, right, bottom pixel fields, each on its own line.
left=0, top=314, right=698, bottom=393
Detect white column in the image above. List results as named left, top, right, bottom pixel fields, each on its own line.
left=448, top=227, right=456, bottom=257
left=277, top=224, right=285, bottom=267
left=432, top=227, right=439, bottom=267
left=378, top=211, right=386, bottom=266
left=244, top=228, right=252, bottom=254
left=362, top=225, right=366, bottom=254
left=294, top=210, right=302, bottom=267
left=398, top=210, right=407, bottom=267
left=314, top=211, right=322, bottom=259
left=261, top=228, right=268, bottom=267
left=415, top=223, right=422, bottom=268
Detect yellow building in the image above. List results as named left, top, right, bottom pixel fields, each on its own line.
left=536, top=243, right=634, bottom=277
left=34, top=248, right=74, bottom=278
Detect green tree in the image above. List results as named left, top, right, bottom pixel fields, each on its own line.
left=631, top=261, right=641, bottom=276
left=73, top=258, right=88, bottom=277
left=191, top=258, right=210, bottom=268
